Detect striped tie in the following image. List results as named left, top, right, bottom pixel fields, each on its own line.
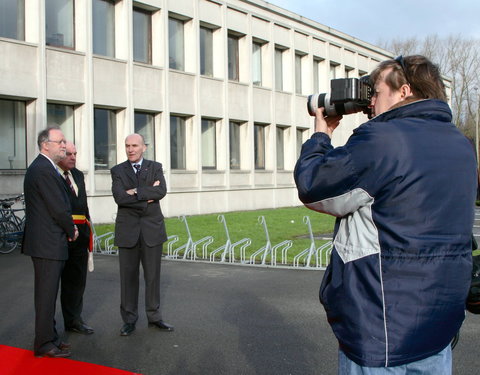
left=64, top=171, right=76, bottom=196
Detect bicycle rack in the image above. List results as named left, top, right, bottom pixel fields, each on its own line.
left=209, top=215, right=251, bottom=263
left=316, top=241, right=333, bottom=269
left=249, top=216, right=292, bottom=266
left=91, top=223, right=116, bottom=255
left=166, top=235, right=179, bottom=257
left=293, top=216, right=316, bottom=267
left=168, top=215, right=213, bottom=260
left=293, top=216, right=333, bottom=269
left=163, top=213, right=331, bottom=269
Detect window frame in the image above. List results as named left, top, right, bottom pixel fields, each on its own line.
left=254, top=123, right=266, bottom=170
left=0, top=0, right=25, bottom=41
left=45, top=0, right=75, bottom=49
left=228, top=33, right=240, bottom=81
left=200, top=25, right=214, bottom=77
left=170, top=115, right=186, bottom=170
left=134, top=111, right=156, bottom=161
left=169, top=16, right=185, bottom=71
left=93, top=107, right=117, bottom=171
left=274, top=46, right=285, bottom=91
left=295, top=52, right=303, bottom=95
left=276, top=126, right=286, bottom=171
left=252, top=40, right=263, bottom=87
left=133, top=6, right=152, bottom=64
left=47, top=103, right=75, bottom=144
left=0, top=98, right=27, bottom=170
left=296, top=128, right=306, bottom=159
left=92, top=0, right=115, bottom=57
left=229, top=121, right=242, bottom=170
left=201, top=118, right=217, bottom=170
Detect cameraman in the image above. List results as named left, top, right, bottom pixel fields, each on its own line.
left=294, top=55, right=477, bottom=374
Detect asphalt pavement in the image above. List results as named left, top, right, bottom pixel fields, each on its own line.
left=2, top=208, right=480, bottom=375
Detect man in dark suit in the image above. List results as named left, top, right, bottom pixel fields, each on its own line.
left=23, top=127, right=79, bottom=358
left=111, top=133, right=173, bottom=336
left=57, top=142, right=94, bottom=335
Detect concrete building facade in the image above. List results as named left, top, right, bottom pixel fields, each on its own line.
left=0, top=0, right=392, bottom=222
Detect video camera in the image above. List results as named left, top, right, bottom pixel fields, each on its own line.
left=307, top=76, right=373, bottom=118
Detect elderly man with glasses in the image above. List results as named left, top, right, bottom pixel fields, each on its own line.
left=23, top=127, right=79, bottom=358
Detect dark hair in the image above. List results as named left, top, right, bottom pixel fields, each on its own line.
left=37, top=126, right=60, bottom=149
left=370, top=55, right=447, bottom=102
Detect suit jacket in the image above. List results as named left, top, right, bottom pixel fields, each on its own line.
left=111, top=159, right=168, bottom=248
left=22, top=154, right=75, bottom=260
left=62, top=168, right=90, bottom=255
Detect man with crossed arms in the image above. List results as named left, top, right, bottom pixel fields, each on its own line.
left=111, top=133, right=173, bottom=336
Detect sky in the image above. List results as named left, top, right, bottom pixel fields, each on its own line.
left=268, top=0, right=480, bottom=47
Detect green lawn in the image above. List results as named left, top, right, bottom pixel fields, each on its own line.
left=94, top=206, right=335, bottom=265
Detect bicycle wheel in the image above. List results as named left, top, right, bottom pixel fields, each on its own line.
left=0, top=220, right=19, bottom=254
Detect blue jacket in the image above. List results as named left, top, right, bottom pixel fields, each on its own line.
left=294, top=99, right=477, bottom=367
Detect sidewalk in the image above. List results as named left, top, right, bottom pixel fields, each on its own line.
left=1, top=250, right=479, bottom=374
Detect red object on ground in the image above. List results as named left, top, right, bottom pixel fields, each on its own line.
left=0, top=345, right=141, bottom=375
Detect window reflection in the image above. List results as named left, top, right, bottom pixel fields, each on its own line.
left=0, top=99, right=26, bottom=169
left=45, top=0, right=74, bottom=48
left=93, top=0, right=115, bottom=57
left=94, top=108, right=117, bottom=170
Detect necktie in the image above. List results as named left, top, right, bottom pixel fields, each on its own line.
left=134, top=164, right=141, bottom=174
left=64, top=171, right=76, bottom=196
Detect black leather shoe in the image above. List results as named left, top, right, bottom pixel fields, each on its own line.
left=120, top=323, right=136, bottom=336
left=148, top=320, right=174, bottom=332
left=58, top=342, right=71, bottom=350
left=35, top=347, right=71, bottom=358
left=66, top=322, right=94, bottom=335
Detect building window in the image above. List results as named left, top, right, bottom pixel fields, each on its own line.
left=200, top=26, right=213, bottom=77
left=228, top=33, right=239, bottom=81
left=276, top=126, right=285, bottom=170
left=93, top=0, right=115, bottom=57
left=254, top=124, right=266, bottom=170
left=133, top=7, right=151, bottom=64
left=313, top=58, right=321, bottom=93
left=47, top=103, right=75, bottom=143
left=295, top=53, right=303, bottom=94
left=252, top=41, right=262, bottom=86
left=0, top=99, right=26, bottom=169
left=229, top=121, right=241, bottom=169
left=94, top=108, right=117, bottom=170
left=201, top=119, right=216, bottom=169
left=170, top=115, right=186, bottom=169
left=345, top=66, right=353, bottom=78
left=0, top=0, right=24, bottom=40
left=296, top=128, right=305, bottom=159
left=169, top=17, right=184, bottom=71
left=275, top=47, right=284, bottom=91
left=134, top=112, right=155, bottom=161
left=330, top=63, right=338, bottom=80
left=45, top=0, right=74, bottom=48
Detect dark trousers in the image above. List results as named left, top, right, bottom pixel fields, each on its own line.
left=61, top=249, right=88, bottom=327
left=119, top=235, right=163, bottom=324
left=31, top=257, right=65, bottom=354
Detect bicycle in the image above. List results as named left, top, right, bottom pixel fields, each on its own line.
left=0, top=194, right=25, bottom=254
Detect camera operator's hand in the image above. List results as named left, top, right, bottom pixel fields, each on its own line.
left=315, top=108, right=343, bottom=138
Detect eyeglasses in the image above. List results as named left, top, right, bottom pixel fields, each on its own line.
left=395, top=55, right=410, bottom=84
left=47, top=139, right=67, bottom=145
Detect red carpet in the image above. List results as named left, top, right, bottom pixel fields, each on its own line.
left=0, top=345, right=141, bottom=375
